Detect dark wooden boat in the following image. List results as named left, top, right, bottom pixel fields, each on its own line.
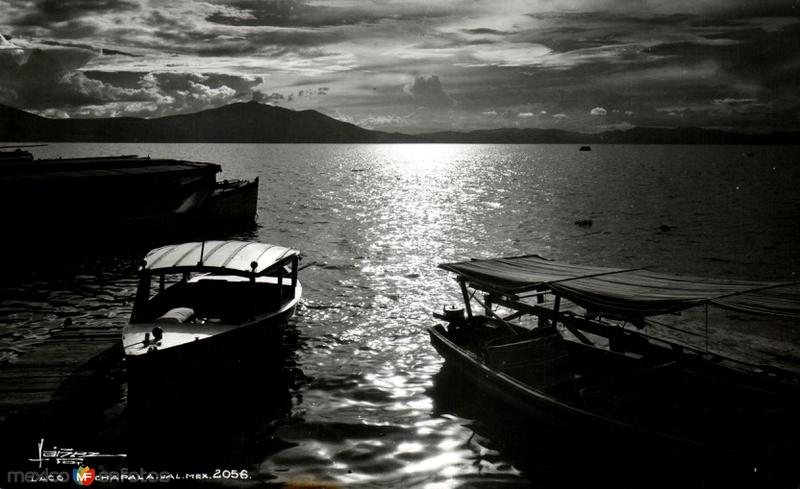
left=122, top=240, right=302, bottom=380
left=429, top=255, right=800, bottom=463
left=579, top=145, right=592, bottom=151
left=198, top=177, right=259, bottom=230
left=0, top=152, right=258, bottom=244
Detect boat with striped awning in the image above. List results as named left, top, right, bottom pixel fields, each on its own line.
left=429, top=254, right=800, bottom=468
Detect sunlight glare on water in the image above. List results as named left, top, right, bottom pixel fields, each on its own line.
left=254, top=144, right=532, bottom=487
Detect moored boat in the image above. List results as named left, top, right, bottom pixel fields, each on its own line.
left=198, top=177, right=260, bottom=231
left=0, top=152, right=259, bottom=247
left=122, top=240, right=302, bottom=381
left=429, top=255, right=800, bottom=464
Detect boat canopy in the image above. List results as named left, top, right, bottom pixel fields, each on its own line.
left=143, top=240, right=300, bottom=276
left=440, top=255, right=800, bottom=319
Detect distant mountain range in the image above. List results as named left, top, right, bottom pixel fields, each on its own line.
left=1, top=102, right=797, bottom=144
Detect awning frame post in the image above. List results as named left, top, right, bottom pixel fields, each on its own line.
left=552, top=294, right=561, bottom=327
left=458, top=277, right=473, bottom=318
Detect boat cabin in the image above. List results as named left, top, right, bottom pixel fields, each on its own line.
left=131, top=240, right=301, bottom=326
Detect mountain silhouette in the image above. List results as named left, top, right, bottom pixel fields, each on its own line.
left=0, top=102, right=796, bottom=144
left=0, top=102, right=408, bottom=143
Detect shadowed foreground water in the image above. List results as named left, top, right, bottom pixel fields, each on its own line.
left=2, top=143, right=799, bottom=488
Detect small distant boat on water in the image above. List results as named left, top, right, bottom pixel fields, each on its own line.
left=429, top=255, right=800, bottom=458
left=579, top=145, right=592, bottom=151
left=123, top=240, right=302, bottom=378
left=0, top=147, right=258, bottom=245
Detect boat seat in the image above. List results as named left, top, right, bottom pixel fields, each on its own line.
left=485, top=326, right=558, bottom=348
left=483, top=327, right=576, bottom=391
left=185, top=279, right=288, bottom=322
left=156, top=307, right=195, bottom=323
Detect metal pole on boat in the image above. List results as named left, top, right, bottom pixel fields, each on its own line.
left=278, top=267, right=284, bottom=304
left=552, top=294, right=561, bottom=327
left=250, top=261, right=258, bottom=319
left=458, top=277, right=473, bottom=318
left=131, top=268, right=150, bottom=323
left=291, top=258, right=298, bottom=300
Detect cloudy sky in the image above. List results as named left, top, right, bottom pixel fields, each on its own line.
left=1, top=0, right=798, bottom=133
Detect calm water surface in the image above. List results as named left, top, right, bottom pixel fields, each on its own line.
left=2, top=143, right=799, bottom=487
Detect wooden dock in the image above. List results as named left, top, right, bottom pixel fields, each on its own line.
left=0, top=323, right=124, bottom=425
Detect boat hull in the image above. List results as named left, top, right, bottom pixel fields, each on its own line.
left=124, top=296, right=299, bottom=394
left=191, top=177, right=259, bottom=231
left=428, top=324, right=799, bottom=459
left=428, top=325, right=650, bottom=445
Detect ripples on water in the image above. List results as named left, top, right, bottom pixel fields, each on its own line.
left=2, top=143, right=799, bottom=487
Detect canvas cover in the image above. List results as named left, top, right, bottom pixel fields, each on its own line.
left=440, top=255, right=800, bottom=318
left=144, top=240, right=299, bottom=275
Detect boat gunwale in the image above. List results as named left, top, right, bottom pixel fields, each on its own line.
left=123, top=280, right=302, bottom=357
left=428, top=324, right=723, bottom=451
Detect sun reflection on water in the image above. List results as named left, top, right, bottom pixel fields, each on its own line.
left=256, top=144, right=545, bottom=487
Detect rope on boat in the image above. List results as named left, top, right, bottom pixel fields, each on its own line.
left=644, top=317, right=707, bottom=338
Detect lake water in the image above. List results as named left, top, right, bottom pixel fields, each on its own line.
left=2, top=143, right=799, bottom=487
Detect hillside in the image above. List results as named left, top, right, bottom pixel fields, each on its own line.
left=0, top=102, right=407, bottom=143
left=1, top=103, right=797, bottom=144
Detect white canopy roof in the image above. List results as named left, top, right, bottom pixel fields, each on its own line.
left=143, top=240, right=299, bottom=275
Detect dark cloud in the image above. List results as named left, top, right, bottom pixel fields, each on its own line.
left=458, top=9, right=799, bottom=131
left=251, top=91, right=285, bottom=104
left=465, top=38, right=503, bottom=46
left=292, top=86, right=329, bottom=98
left=129, top=8, right=342, bottom=57
left=0, top=44, right=262, bottom=117
left=13, top=0, right=140, bottom=25
left=39, top=39, right=140, bottom=56
left=640, top=22, right=800, bottom=102
left=520, top=12, right=689, bottom=52
left=205, top=0, right=452, bottom=28
left=462, top=28, right=509, bottom=35
left=80, top=70, right=147, bottom=89
left=0, top=46, right=94, bottom=108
